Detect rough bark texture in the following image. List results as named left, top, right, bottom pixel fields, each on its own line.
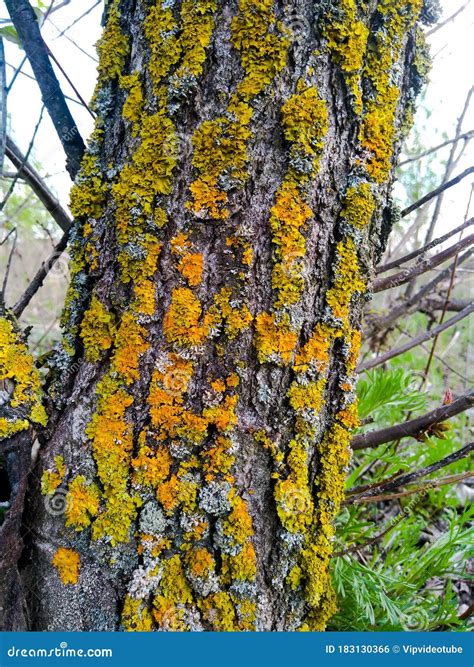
left=1, top=0, right=431, bottom=631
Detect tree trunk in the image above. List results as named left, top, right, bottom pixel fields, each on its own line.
left=2, top=0, right=429, bottom=631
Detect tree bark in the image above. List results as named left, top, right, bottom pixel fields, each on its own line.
left=2, top=0, right=429, bottom=631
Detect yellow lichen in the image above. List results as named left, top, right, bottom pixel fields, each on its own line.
left=323, top=0, right=369, bottom=113
left=342, top=182, right=376, bottom=227
left=359, top=0, right=423, bottom=182
left=85, top=377, right=136, bottom=545
left=122, top=596, right=153, bottom=632
left=121, top=72, right=143, bottom=126
left=95, top=0, right=129, bottom=84
left=111, top=313, right=148, bottom=384
left=163, top=287, right=208, bottom=347
left=268, top=85, right=328, bottom=307
left=222, top=542, right=257, bottom=583
left=0, top=316, right=47, bottom=439
left=80, top=295, right=116, bottom=363
left=198, top=591, right=237, bottom=631
left=41, top=455, right=66, bottom=496
left=231, top=0, right=289, bottom=99
left=281, top=84, right=329, bottom=174
left=222, top=493, right=254, bottom=548
left=274, top=439, right=313, bottom=533
left=65, top=475, right=100, bottom=530
left=287, top=378, right=326, bottom=414
left=325, top=237, right=366, bottom=325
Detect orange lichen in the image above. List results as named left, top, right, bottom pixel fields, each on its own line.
left=254, top=312, right=297, bottom=364
left=178, top=253, right=204, bottom=287
left=52, top=547, right=80, bottom=585
left=293, top=324, right=337, bottom=374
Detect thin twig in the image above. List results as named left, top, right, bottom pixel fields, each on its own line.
left=351, top=390, right=474, bottom=450
left=399, top=130, right=474, bottom=167
left=377, top=218, right=474, bottom=274
left=13, top=230, right=69, bottom=318
left=344, top=472, right=472, bottom=505
left=358, top=303, right=474, bottom=372
left=366, top=248, right=473, bottom=335
left=349, top=443, right=474, bottom=499
left=373, top=234, right=474, bottom=292
left=0, top=106, right=45, bottom=211
left=421, top=88, right=473, bottom=247
left=5, top=136, right=72, bottom=233
left=5, top=62, right=85, bottom=107
left=46, top=46, right=94, bottom=118
left=427, top=1, right=471, bottom=36
left=0, top=38, right=6, bottom=175
left=0, top=228, right=17, bottom=300
left=55, top=0, right=100, bottom=38
left=401, top=166, right=474, bottom=218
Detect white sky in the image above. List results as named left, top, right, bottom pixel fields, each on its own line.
left=1, top=0, right=473, bottom=231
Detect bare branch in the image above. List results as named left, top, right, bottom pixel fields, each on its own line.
left=358, top=303, right=474, bottom=372
left=373, top=234, right=474, bottom=292
left=366, top=248, right=473, bottom=335
left=398, top=130, right=474, bottom=167
left=4, top=0, right=85, bottom=178
left=0, top=39, right=6, bottom=174
left=427, top=1, right=471, bottom=36
left=377, top=218, right=474, bottom=274
left=5, top=136, right=72, bottom=233
left=13, top=230, right=69, bottom=318
left=0, top=228, right=17, bottom=301
left=401, top=166, right=474, bottom=219
left=419, top=297, right=471, bottom=313
left=1, top=106, right=45, bottom=211
left=344, top=472, right=471, bottom=505
left=351, top=390, right=474, bottom=450
left=349, top=442, right=474, bottom=498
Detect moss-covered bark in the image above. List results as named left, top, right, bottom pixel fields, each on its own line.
left=3, top=0, right=432, bottom=631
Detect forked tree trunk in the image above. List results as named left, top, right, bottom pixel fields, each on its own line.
left=1, top=0, right=430, bottom=631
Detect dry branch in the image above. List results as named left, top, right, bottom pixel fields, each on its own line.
left=351, top=390, right=474, bottom=450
